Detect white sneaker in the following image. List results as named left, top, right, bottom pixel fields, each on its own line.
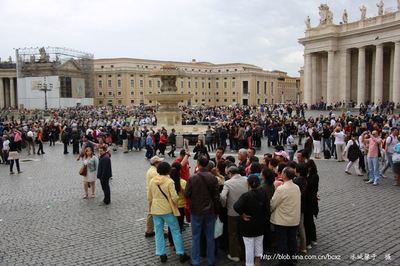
left=306, top=245, right=312, bottom=249
left=311, top=241, right=318, bottom=246
left=227, top=254, right=240, bottom=262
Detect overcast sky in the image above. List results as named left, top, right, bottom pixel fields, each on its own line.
left=0, top=0, right=397, bottom=76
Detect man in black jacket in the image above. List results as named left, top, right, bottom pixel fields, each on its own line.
left=185, top=156, right=220, bottom=266
left=97, top=146, right=112, bottom=205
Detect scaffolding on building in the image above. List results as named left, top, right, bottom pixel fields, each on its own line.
left=15, top=47, right=94, bottom=97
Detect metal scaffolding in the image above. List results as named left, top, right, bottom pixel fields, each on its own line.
left=15, top=46, right=94, bottom=97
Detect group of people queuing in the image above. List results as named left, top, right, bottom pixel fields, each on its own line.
left=145, top=145, right=320, bottom=266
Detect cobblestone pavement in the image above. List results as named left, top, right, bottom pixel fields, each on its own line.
left=0, top=138, right=399, bottom=265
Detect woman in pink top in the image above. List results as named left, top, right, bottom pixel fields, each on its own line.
left=363, top=131, right=382, bottom=185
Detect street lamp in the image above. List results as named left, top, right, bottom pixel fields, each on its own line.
left=39, top=76, right=52, bottom=110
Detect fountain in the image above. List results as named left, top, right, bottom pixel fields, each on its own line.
left=145, top=64, right=195, bottom=134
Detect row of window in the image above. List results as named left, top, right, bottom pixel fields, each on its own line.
left=98, top=78, right=276, bottom=91
left=98, top=83, right=275, bottom=96
left=98, top=65, right=240, bottom=73
left=98, top=97, right=270, bottom=106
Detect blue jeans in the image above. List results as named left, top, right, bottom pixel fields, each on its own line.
left=322, top=137, right=331, bottom=152
left=153, top=213, right=184, bottom=256
left=381, top=152, right=393, bottom=174
left=288, top=151, right=294, bottom=161
left=368, top=157, right=380, bottom=183
left=191, top=213, right=216, bottom=266
left=128, top=139, right=133, bottom=150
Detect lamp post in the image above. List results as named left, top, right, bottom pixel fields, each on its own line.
left=39, top=76, right=52, bottom=110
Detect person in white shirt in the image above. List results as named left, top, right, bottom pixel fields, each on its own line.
left=2, top=136, right=10, bottom=164
left=381, top=128, right=399, bottom=178
left=343, top=134, right=363, bottom=176
left=332, top=127, right=346, bottom=162
left=26, top=130, right=36, bottom=155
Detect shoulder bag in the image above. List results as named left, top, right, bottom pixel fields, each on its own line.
left=79, top=165, right=87, bottom=176
left=157, top=185, right=180, bottom=216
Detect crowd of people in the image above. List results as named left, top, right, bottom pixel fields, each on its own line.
left=0, top=102, right=399, bottom=265
left=145, top=146, right=320, bottom=265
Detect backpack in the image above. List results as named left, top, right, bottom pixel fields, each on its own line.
left=384, top=136, right=393, bottom=151
left=348, top=141, right=361, bottom=162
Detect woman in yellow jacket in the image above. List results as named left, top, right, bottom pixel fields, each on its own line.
left=167, top=162, right=187, bottom=247
left=148, top=162, right=189, bottom=263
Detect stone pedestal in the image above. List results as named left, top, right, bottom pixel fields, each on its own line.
left=145, top=93, right=193, bottom=134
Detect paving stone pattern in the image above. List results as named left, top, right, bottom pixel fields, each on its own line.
left=0, top=139, right=399, bottom=265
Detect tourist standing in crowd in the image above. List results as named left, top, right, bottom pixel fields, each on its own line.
left=234, top=174, right=269, bottom=266
left=82, top=146, right=98, bottom=199
left=220, top=165, right=248, bottom=262
left=333, top=126, right=346, bottom=162
left=159, top=131, right=167, bottom=156
left=270, top=167, right=300, bottom=266
left=148, top=161, right=190, bottom=263
left=193, top=139, right=209, bottom=160
left=2, top=136, right=10, bottom=165
left=185, top=156, right=220, bottom=266
left=205, top=125, right=215, bottom=152
left=364, top=131, right=382, bottom=185
left=312, top=128, right=321, bottom=159
left=380, top=128, right=399, bottom=178
left=8, top=135, right=22, bottom=174
left=322, top=123, right=331, bottom=153
left=211, top=146, right=225, bottom=167
left=286, top=131, right=296, bottom=161
left=392, top=143, right=400, bottom=186
left=303, top=133, right=313, bottom=160
left=36, top=128, right=45, bottom=155
left=167, top=128, right=176, bottom=157
left=260, top=167, right=276, bottom=253
left=145, top=132, right=154, bottom=159
left=71, top=128, right=80, bottom=155
left=343, top=134, right=363, bottom=176
left=26, top=129, right=35, bottom=155
left=145, top=156, right=164, bottom=238
left=61, top=128, right=69, bottom=154
left=97, top=145, right=112, bottom=205
left=294, top=164, right=308, bottom=254
left=304, top=160, right=319, bottom=249
left=167, top=162, right=186, bottom=248
left=175, top=149, right=190, bottom=181
left=237, top=148, right=248, bottom=175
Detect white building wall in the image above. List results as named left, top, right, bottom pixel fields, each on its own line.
left=17, top=76, right=93, bottom=109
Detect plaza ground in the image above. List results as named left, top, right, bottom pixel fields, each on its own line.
left=0, top=129, right=399, bottom=265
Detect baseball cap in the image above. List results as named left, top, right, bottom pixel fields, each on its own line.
left=150, top=156, right=164, bottom=164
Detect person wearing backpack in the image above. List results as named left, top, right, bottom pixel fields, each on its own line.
left=380, top=128, right=399, bottom=178
left=343, top=134, right=363, bottom=176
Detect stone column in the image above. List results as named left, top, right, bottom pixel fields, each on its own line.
left=4, top=79, right=10, bottom=108
left=0, top=78, right=4, bottom=109
left=311, top=54, right=319, bottom=103
left=374, top=44, right=384, bottom=104
left=357, top=47, right=366, bottom=106
left=340, top=49, right=351, bottom=105
left=10, top=77, right=15, bottom=108
left=304, top=53, right=312, bottom=104
left=326, top=51, right=335, bottom=106
left=393, top=41, right=400, bottom=105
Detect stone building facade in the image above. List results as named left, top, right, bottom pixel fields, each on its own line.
left=299, top=3, right=400, bottom=106
left=93, top=58, right=300, bottom=106
left=0, top=62, right=17, bottom=108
